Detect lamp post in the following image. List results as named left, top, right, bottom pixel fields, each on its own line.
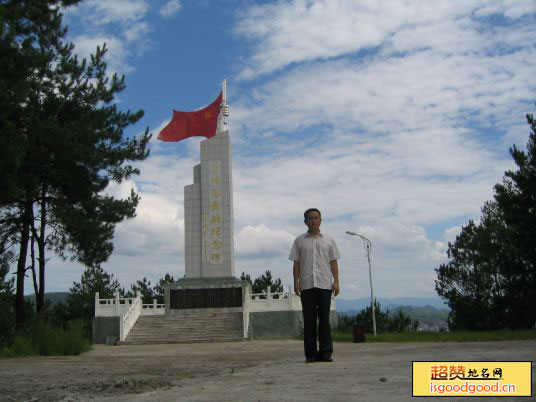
left=346, top=231, right=377, bottom=336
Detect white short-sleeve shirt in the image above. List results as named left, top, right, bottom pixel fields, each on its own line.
left=289, top=232, right=341, bottom=290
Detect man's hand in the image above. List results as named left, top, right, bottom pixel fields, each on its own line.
left=330, top=260, right=340, bottom=297
left=293, top=261, right=301, bottom=296
left=332, top=281, right=340, bottom=297
left=294, top=282, right=301, bottom=297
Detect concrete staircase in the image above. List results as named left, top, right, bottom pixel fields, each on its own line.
left=122, top=312, right=244, bottom=344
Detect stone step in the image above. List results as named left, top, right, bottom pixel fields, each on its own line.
left=121, top=337, right=243, bottom=345
left=124, top=311, right=244, bottom=345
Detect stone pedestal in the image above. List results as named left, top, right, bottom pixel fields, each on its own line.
left=165, top=277, right=250, bottom=314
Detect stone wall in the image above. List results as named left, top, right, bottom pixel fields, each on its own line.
left=92, top=316, right=119, bottom=344
left=249, top=311, right=338, bottom=339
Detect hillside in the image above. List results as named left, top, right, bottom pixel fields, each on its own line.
left=24, top=292, right=70, bottom=306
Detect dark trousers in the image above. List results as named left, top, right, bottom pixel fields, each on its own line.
left=301, top=287, right=333, bottom=359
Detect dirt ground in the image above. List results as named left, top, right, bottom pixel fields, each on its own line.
left=0, top=339, right=534, bottom=401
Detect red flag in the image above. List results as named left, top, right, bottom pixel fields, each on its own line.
left=158, top=91, right=223, bottom=142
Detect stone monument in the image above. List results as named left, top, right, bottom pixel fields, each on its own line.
left=162, top=81, right=249, bottom=317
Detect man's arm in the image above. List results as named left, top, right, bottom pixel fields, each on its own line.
left=330, top=260, right=339, bottom=296
left=293, top=261, right=301, bottom=296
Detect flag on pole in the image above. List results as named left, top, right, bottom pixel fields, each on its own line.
left=158, top=91, right=223, bottom=142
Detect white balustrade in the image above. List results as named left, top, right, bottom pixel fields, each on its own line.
left=94, top=292, right=166, bottom=342
left=120, top=291, right=143, bottom=341
left=243, top=286, right=250, bottom=339
left=247, top=286, right=336, bottom=312
left=95, top=295, right=165, bottom=317
left=141, top=299, right=166, bottom=315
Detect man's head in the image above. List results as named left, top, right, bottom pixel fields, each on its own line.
left=304, top=208, right=322, bottom=233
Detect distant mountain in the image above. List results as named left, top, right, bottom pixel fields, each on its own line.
left=390, top=305, right=449, bottom=331
left=24, top=292, right=69, bottom=306
left=335, top=296, right=449, bottom=312
left=336, top=296, right=450, bottom=331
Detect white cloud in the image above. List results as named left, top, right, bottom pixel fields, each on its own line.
left=235, top=225, right=294, bottom=257
left=78, top=0, right=149, bottom=26
left=235, top=0, right=534, bottom=79
left=235, top=0, right=480, bottom=79
left=71, top=34, right=132, bottom=74
left=65, top=0, right=152, bottom=74
left=123, top=22, right=151, bottom=43
left=159, top=0, right=182, bottom=18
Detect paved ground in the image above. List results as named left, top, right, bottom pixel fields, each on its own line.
left=0, top=339, right=534, bottom=401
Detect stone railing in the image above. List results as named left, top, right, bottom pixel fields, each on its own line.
left=94, top=291, right=165, bottom=341
left=95, top=292, right=165, bottom=317
left=120, top=291, right=142, bottom=341
left=247, top=287, right=302, bottom=312
left=247, top=286, right=336, bottom=312
left=141, top=300, right=166, bottom=315
left=243, top=287, right=250, bottom=339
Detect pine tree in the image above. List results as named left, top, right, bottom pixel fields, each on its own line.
left=66, top=265, right=122, bottom=323
left=0, top=0, right=151, bottom=330
left=153, top=273, right=175, bottom=304
left=435, top=110, right=536, bottom=330
left=125, top=277, right=156, bottom=304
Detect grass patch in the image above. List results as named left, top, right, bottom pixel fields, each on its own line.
left=331, top=329, right=536, bottom=343
left=0, top=320, right=91, bottom=358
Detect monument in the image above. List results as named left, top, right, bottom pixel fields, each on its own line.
left=158, top=81, right=250, bottom=315
left=92, top=81, right=336, bottom=344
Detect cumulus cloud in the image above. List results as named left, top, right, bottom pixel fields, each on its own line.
left=235, top=0, right=535, bottom=79
left=159, top=0, right=182, bottom=18
left=65, top=0, right=152, bottom=74
left=70, top=35, right=131, bottom=74
left=235, top=225, right=295, bottom=257
left=74, top=0, right=149, bottom=26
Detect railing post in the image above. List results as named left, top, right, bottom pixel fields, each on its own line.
left=95, top=292, right=100, bottom=317
left=153, top=298, right=157, bottom=310
left=287, top=285, right=293, bottom=310
left=267, top=286, right=272, bottom=311
left=114, top=291, right=120, bottom=316
left=243, top=284, right=250, bottom=339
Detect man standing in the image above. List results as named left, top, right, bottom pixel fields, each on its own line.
left=289, top=208, right=341, bottom=363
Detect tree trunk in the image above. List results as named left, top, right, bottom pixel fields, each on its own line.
left=15, top=199, right=32, bottom=332
left=36, top=185, right=47, bottom=314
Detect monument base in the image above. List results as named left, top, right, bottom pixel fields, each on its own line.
left=164, top=277, right=250, bottom=315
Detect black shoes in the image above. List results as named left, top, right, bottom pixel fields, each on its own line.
left=305, top=356, right=333, bottom=363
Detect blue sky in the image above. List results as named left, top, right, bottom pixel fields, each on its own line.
left=37, top=0, right=536, bottom=299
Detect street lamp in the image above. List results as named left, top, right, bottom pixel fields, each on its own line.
left=346, top=231, right=377, bottom=336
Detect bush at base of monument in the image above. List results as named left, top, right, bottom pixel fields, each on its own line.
left=0, top=319, right=91, bottom=358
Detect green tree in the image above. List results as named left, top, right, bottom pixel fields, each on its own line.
left=153, top=273, right=175, bottom=304
left=351, top=301, right=418, bottom=333
left=435, top=111, right=536, bottom=330
left=493, top=112, right=536, bottom=328
left=435, top=204, right=510, bottom=330
left=0, top=0, right=150, bottom=330
left=240, top=272, right=252, bottom=284
left=125, top=277, right=155, bottom=304
left=241, top=270, right=284, bottom=294
left=0, top=250, right=16, bottom=345
left=354, top=300, right=390, bottom=333
left=0, top=0, right=79, bottom=206
left=66, top=265, right=122, bottom=324
left=388, top=310, right=417, bottom=333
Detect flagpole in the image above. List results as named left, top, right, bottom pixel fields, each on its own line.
left=218, top=79, right=229, bottom=134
